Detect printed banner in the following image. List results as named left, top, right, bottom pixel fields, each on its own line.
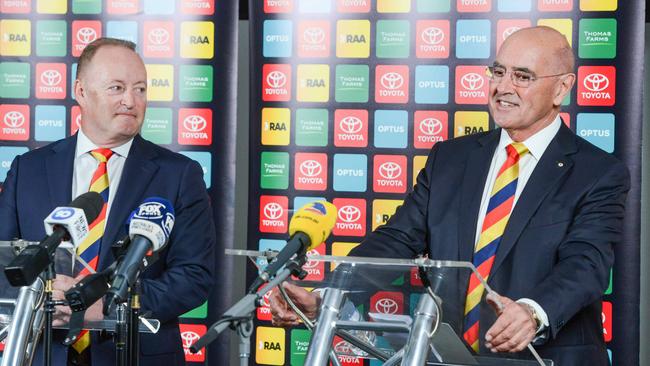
left=0, top=0, right=239, bottom=364
left=247, top=0, right=643, bottom=365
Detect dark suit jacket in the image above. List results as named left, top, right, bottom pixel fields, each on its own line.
left=0, top=134, right=216, bottom=365
left=350, top=125, right=629, bottom=365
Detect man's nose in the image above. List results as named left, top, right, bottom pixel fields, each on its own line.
left=494, top=72, right=516, bottom=94
left=121, top=89, right=136, bottom=108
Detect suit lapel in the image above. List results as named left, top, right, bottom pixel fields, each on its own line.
left=98, top=136, right=159, bottom=270
left=458, top=131, right=500, bottom=262
left=45, top=135, right=77, bottom=207
left=490, top=125, right=577, bottom=277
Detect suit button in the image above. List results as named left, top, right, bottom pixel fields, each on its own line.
left=557, top=320, right=565, bottom=328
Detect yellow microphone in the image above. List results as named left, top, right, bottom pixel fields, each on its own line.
left=248, top=201, right=337, bottom=293
left=288, top=200, right=337, bottom=251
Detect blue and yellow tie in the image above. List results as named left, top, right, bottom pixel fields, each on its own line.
left=71, top=148, right=113, bottom=355
left=463, top=142, right=528, bottom=352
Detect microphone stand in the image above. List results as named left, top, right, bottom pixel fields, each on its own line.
left=190, top=254, right=309, bottom=366
left=43, top=261, right=65, bottom=366
left=127, top=281, right=141, bottom=366
left=115, top=303, right=127, bottom=366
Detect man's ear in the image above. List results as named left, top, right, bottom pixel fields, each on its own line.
left=74, top=79, right=85, bottom=105
left=553, top=73, right=575, bottom=106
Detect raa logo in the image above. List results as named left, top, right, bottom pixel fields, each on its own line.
left=181, top=21, right=214, bottom=59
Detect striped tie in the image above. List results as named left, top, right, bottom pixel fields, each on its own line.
left=71, top=148, right=113, bottom=356
left=463, top=142, right=528, bottom=352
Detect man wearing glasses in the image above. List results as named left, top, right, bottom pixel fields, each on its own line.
left=271, top=26, right=629, bottom=365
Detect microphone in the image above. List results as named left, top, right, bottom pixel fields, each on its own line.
left=4, top=192, right=104, bottom=287
left=248, top=201, right=337, bottom=293
left=103, top=197, right=175, bottom=315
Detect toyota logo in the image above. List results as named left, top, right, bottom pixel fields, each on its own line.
left=148, top=28, right=170, bottom=45
left=180, top=331, right=200, bottom=349
left=76, top=27, right=98, bottom=44
left=380, top=72, right=404, bottom=90
left=374, top=298, right=399, bottom=314
left=421, top=27, right=444, bottom=45
left=75, top=114, right=82, bottom=128
left=461, top=73, right=484, bottom=91
left=502, top=26, right=520, bottom=41
left=304, top=249, right=320, bottom=269
left=334, top=341, right=352, bottom=354
left=261, top=291, right=272, bottom=307
left=3, top=111, right=25, bottom=128
left=419, top=118, right=443, bottom=136
left=303, top=27, right=325, bottom=44
left=584, top=73, right=609, bottom=92
left=263, top=202, right=283, bottom=220
left=41, top=70, right=62, bottom=86
left=266, top=71, right=287, bottom=89
left=338, top=205, right=361, bottom=223
left=183, top=115, right=207, bottom=132
left=379, top=162, right=402, bottom=180
left=339, top=116, right=363, bottom=134
left=300, top=160, right=322, bottom=177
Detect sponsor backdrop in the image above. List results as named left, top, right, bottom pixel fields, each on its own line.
left=0, top=0, right=239, bottom=364
left=247, top=0, right=643, bottom=365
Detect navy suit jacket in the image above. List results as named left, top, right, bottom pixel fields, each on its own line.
left=0, top=134, right=216, bottom=365
left=350, top=125, right=629, bottom=365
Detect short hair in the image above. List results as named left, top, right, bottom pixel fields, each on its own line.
left=76, top=38, right=137, bottom=79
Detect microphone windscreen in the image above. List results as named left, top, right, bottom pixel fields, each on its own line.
left=288, top=201, right=337, bottom=250
left=69, top=191, right=104, bottom=223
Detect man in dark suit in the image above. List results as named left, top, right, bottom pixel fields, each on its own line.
left=0, top=38, right=216, bottom=365
left=271, top=27, right=629, bottom=365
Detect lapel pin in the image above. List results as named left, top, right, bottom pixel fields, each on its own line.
left=557, top=161, right=564, bottom=167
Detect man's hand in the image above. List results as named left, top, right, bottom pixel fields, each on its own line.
left=52, top=274, right=76, bottom=326
left=51, top=274, right=104, bottom=326
left=269, top=282, right=321, bottom=327
left=485, top=292, right=536, bottom=353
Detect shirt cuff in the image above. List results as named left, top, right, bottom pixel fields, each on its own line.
left=517, top=298, right=549, bottom=334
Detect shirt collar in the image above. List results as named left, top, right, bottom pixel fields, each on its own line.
left=75, top=128, right=133, bottom=159
left=497, top=115, right=562, bottom=161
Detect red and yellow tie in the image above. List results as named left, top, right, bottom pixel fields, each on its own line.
left=463, top=142, right=528, bottom=352
left=71, top=148, right=113, bottom=355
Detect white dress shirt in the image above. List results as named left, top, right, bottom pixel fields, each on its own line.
left=71, top=128, right=133, bottom=220
left=474, top=115, right=562, bottom=332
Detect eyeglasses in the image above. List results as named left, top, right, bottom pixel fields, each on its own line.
left=486, top=65, right=569, bottom=88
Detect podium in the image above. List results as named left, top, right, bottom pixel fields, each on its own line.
left=234, top=249, right=553, bottom=366
left=0, top=240, right=159, bottom=366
